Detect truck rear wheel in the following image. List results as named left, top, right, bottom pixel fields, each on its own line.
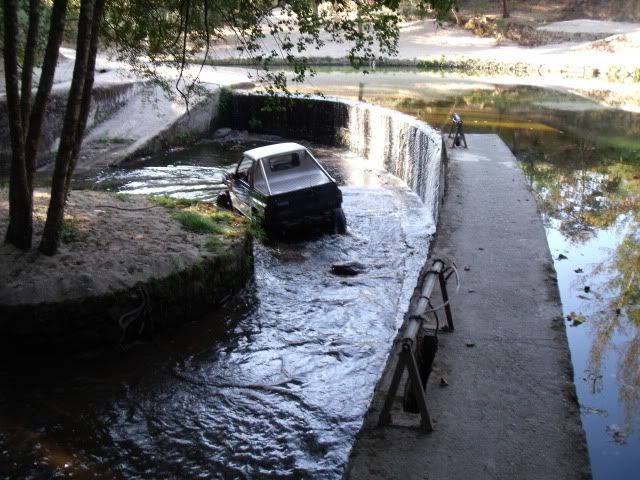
left=332, top=208, right=347, bottom=234
left=216, top=191, right=232, bottom=210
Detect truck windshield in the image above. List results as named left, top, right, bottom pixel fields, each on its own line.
left=268, top=153, right=301, bottom=172
left=260, top=149, right=332, bottom=194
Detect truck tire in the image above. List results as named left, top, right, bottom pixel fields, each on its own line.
left=216, top=191, right=232, bottom=210
left=332, top=207, right=347, bottom=234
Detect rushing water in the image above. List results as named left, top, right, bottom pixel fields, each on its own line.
left=1, top=143, right=435, bottom=479
left=288, top=69, right=640, bottom=480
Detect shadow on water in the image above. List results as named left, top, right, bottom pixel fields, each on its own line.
left=0, top=281, right=258, bottom=479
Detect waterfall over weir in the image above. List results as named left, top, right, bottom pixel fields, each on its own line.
left=229, top=92, right=446, bottom=226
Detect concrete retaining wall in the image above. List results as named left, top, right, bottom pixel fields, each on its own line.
left=0, top=82, right=141, bottom=176
left=0, top=234, right=253, bottom=352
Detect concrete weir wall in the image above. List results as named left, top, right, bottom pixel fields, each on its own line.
left=228, top=92, right=447, bottom=226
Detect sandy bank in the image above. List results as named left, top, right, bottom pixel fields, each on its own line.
left=0, top=188, right=252, bottom=351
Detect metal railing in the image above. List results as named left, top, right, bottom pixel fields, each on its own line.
left=448, top=113, right=468, bottom=149
left=378, top=259, right=458, bottom=432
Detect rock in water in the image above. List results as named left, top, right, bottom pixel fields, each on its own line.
left=330, top=261, right=367, bottom=276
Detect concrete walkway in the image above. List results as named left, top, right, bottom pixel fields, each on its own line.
left=345, top=134, right=591, bottom=480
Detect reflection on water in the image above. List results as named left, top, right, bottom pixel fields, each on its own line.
left=293, top=69, right=639, bottom=479
left=0, top=142, right=434, bottom=478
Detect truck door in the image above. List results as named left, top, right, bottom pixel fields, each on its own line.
left=230, top=156, right=254, bottom=217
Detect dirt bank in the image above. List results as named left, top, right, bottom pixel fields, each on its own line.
left=0, top=188, right=252, bottom=351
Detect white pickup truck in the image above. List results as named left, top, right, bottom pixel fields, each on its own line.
left=219, top=143, right=346, bottom=235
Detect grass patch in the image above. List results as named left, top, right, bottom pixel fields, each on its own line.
left=148, top=195, right=199, bottom=210
left=149, top=194, right=247, bottom=242
left=61, top=217, right=86, bottom=244
left=245, top=210, right=268, bottom=242
left=96, top=135, right=134, bottom=145
left=172, top=211, right=225, bottom=234
left=205, top=236, right=221, bottom=251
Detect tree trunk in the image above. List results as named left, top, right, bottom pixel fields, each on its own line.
left=65, top=0, right=106, bottom=195
left=502, top=0, right=510, bottom=18
left=3, top=0, right=32, bottom=249
left=25, top=0, right=69, bottom=190
left=40, top=0, right=96, bottom=255
left=20, top=0, right=41, bottom=142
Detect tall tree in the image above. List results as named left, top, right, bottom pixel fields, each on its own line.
left=501, top=0, right=509, bottom=18
left=3, top=0, right=30, bottom=249
left=40, top=0, right=105, bottom=254
left=2, top=0, right=68, bottom=250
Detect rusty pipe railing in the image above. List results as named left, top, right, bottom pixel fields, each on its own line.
left=379, top=259, right=458, bottom=432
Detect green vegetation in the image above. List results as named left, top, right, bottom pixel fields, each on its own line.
left=173, top=129, right=201, bottom=145
left=245, top=210, right=268, bottom=242
left=248, top=117, right=264, bottom=132
left=147, top=195, right=198, bottom=210
left=204, top=236, right=221, bottom=251
left=148, top=195, right=246, bottom=250
left=60, top=217, right=86, bottom=244
left=172, top=210, right=225, bottom=234
left=96, top=136, right=134, bottom=145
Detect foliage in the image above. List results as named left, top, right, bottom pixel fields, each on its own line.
left=101, top=1, right=453, bottom=99
left=0, top=0, right=55, bottom=57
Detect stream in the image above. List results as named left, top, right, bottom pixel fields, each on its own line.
left=0, top=145, right=434, bottom=479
